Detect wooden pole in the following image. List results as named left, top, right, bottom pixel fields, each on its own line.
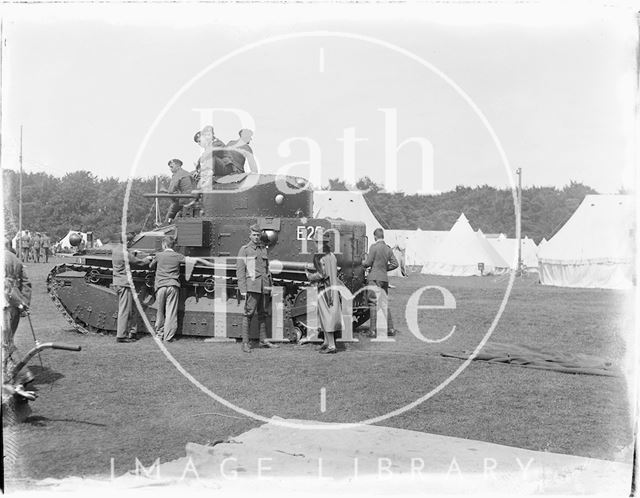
left=19, top=125, right=23, bottom=258
left=516, top=167, right=523, bottom=274
left=155, top=176, right=160, bottom=225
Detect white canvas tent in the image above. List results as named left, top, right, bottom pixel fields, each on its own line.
left=537, top=195, right=634, bottom=289
left=488, top=234, right=539, bottom=270
left=385, top=230, right=411, bottom=250
left=313, top=191, right=384, bottom=245
left=476, top=230, right=511, bottom=274
left=407, top=230, right=447, bottom=268
left=384, top=229, right=448, bottom=270
left=537, top=238, right=548, bottom=255
left=422, top=214, right=509, bottom=276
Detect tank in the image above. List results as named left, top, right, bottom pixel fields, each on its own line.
left=46, top=172, right=371, bottom=341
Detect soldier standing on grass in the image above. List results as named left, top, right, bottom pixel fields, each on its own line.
left=20, top=231, right=31, bottom=262
left=364, top=228, right=399, bottom=337
left=32, top=233, right=41, bottom=263
left=112, top=232, right=152, bottom=343
left=236, top=224, right=278, bottom=353
left=3, top=239, right=35, bottom=399
left=150, top=235, right=184, bottom=342
left=41, top=233, right=51, bottom=263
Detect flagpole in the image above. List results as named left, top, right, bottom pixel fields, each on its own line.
left=155, top=176, right=160, bottom=225
left=19, top=125, right=23, bottom=258
left=516, top=167, right=522, bottom=275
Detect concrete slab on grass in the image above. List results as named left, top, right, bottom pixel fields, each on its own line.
left=151, top=417, right=633, bottom=494
left=27, top=417, right=632, bottom=495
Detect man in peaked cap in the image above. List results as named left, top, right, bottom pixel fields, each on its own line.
left=163, top=158, right=194, bottom=224
left=236, top=223, right=278, bottom=353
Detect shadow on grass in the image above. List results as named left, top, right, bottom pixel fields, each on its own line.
left=28, top=365, right=65, bottom=386
left=24, top=415, right=107, bottom=427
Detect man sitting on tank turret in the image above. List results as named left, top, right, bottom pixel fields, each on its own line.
left=162, top=158, right=194, bottom=224
left=194, top=125, right=226, bottom=191
left=222, top=128, right=256, bottom=174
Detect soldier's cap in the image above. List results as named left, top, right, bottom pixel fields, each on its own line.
left=168, top=158, right=183, bottom=167
left=249, top=223, right=261, bottom=233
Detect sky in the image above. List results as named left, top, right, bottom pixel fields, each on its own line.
left=1, top=2, right=637, bottom=195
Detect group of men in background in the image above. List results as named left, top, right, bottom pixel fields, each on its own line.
left=16, top=231, right=51, bottom=264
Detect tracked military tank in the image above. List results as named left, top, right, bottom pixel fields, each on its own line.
left=47, top=172, right=370, bottom=341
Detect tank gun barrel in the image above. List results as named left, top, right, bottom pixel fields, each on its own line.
left=143, top=193, right=198, bottom=199
left=185, top=256, right=313, bottom=273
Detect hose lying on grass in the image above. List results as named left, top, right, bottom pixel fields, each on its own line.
left=440, top=342, right=619, bottom=377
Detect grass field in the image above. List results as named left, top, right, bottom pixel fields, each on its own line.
left=4, top=258, right=635, bottom=484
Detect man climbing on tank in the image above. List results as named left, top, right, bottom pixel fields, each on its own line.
left=193, top=125, right=226, bottom=190
left=162, top=158, right=194, bottom=224
left=222, top=128, right=256, bottom=174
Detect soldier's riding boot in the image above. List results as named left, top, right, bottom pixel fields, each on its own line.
left=259, top=321, right=277, bottom=348
left=241, top=316, right=251, bottom=353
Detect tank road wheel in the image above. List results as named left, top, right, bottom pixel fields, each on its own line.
left=290, top=326, right=303, bottom=343
left=203, top=278, right=215, bottom=294
left=144, top=273, right=155, bottom=289
left=87, top=269, right=101, bottom=284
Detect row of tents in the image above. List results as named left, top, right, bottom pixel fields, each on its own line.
left=313, top=191, right=635, bottom=290
left=313, top=191, right=539, bottom=277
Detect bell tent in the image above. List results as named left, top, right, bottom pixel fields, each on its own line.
left=421, top=214, right=509, bottom=276
left=537, top=195, right=634, bottom=289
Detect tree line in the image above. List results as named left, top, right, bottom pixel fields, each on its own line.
left=3, top=169, right=599, bottom=244
left=328, top=176, right=600, bottom=243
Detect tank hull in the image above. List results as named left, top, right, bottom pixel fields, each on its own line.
left=47, top=174, right=371, bottom=340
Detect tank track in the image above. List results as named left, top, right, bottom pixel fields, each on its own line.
left=47, top=264, right=93, bottom=335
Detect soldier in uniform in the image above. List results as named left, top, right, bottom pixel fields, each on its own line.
left=222, top=129, right=255, bottom=174
left=194, top=125, right=227, bottom=190
left=363, top=228, right=399, bottom=337
left=20, top=231, right=31, bottom=262
left=41, top=233, right=51, bottom=263
left=3, top=240, right=34, bottom=398
left=236, top=224, right=278, bottom=353
left=112, top=232, right=152, bottom=343
left=32, top=233, right=41, bottom=263
left=162, top=158, right=194, bottom=224
left=150, top=235, right=184, bottom=342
